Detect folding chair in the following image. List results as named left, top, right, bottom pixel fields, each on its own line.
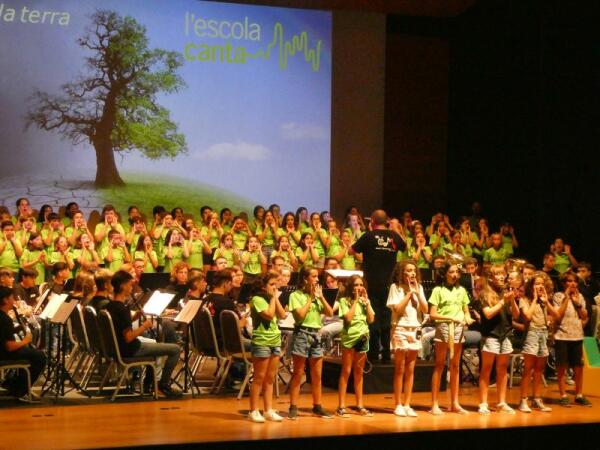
left=97, top=310, right=158, bottom=401
left=219, top=310, right=252, bottom=400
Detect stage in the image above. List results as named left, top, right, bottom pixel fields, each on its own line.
left=1, top=385, right=599, bottom=449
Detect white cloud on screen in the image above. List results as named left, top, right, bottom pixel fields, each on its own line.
left=193, top=141, right=271, bottom=161
left=280, top=122, right=328, bottom=140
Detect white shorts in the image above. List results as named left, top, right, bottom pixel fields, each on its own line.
left=481, top=336, right=513, bottom=355
left=392, top=325, right=421, bottom=351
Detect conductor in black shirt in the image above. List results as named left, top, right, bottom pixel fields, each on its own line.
left=0, top=286, right=45, bottom=399
left=105, top=270, right=181, bottom=398
left=351, top=210, right=405, bottom=364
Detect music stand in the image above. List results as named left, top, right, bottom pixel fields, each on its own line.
left=322, top=288, right=339, bottom=307
left=41, top=298, right=91, bottom=400
left=173, top=300, right=202, bottom=396
left=139, top=273, right=171, bottom=291
left=277, top=286, right=296, bottom=308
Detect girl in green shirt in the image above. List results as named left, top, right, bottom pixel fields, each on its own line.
left=163, top=229, right=189, bottom=273
left=213, top=233, right=240, bottom=268
left=337, top=275, right=375, bottom=417
left=241, top=236, right=266, bottom=280
left=287, top=267, right=334, bottom=420
left=281, top=212, right=300, bottom=250
left=428, top=262, right=475, bottom=416
left=248, top=271, right=287, bottom=423
left=20, top=233, right=46, bottom=285
left=295, top=233, right=319, bottom=272
left=133, top=235, right=159, bottom=273
left=270, top=235, right=298, bottom=271
left=185, top=227, right=212, bottom=271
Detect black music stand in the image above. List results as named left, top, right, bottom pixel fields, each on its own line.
left=139, top=272, right=171, bottom=291
left=41, top=299, right=91, bottom=400
left=172, top=300, right=202, bottom=396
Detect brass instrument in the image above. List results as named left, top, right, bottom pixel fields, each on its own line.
left=505, top=258, right=527, bottom=272
left=443, top=248, right=466, bottom=270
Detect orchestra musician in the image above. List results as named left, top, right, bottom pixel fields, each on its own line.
left=0, top=286, right=46, bottom=400
left=105, top=270, right=181, bottom=398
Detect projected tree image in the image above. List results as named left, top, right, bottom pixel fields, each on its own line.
left=27, top=10, right=187, bottom=187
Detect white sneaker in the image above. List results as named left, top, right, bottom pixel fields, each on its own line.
left=519, top=399, right=532, bottom=413
left=404, top=406, right=418, bottom=417
left=248, top=409, right=265, bottom=423
left=496, top=402, right=515, bottom=414
left=394, top=405, right=407, bottom=417
left=478, top=403, right=491, bottom=415
left=264, top=409, right=283, bottom=422
left=533, top=398, right=552, bottom=412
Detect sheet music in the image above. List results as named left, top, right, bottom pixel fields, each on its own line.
left=143, top=291, right=176, bottom=316
left=34, top=288, right=52, bottom=315
left=325, top=269, right=364, bottom=279
left=39, top=293, right=68, bottom=320
left=51, top=300, right=79, bottom=324
left=174, top=300, right=202, bottom=324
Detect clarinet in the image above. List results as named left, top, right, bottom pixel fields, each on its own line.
left=12, top=305, right=32, bottom=346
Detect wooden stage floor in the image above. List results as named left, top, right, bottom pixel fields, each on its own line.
left=1, top=384, right=599, bottom=450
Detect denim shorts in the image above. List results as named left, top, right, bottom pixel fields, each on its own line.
left=522, top=328, right=549, bottom=358
left=434, top=322, right=465, bottom=344
left=251, top=344, right=282, bottom=359
left=291, top=327, right=324, bottom=359
left=481, top=336, right=513, bottom=355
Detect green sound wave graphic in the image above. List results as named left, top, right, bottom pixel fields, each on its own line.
left=246, top=22, right=322, bottom=71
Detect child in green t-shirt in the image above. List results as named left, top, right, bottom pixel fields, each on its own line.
left=247, top=272, right=287, bottom=423
left=336, top=275, right=375, bottom=418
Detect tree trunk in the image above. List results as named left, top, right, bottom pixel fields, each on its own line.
left=93, top=137, right=125, bottom=188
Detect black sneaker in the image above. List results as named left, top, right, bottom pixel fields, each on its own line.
left=558, top=396, right=571, bottom=407
left=312, top=405, right=333, bottom=419
left=158, top=383, right=182, bottom=399
left=288, top=405, right=298, bottom=420
left=575, top=396, right=592, bottom=407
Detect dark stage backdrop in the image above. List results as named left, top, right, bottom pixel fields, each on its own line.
left=384, top=0, right=599, bottom=269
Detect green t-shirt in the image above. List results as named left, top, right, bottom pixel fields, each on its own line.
left=163, top=245, right=184, bottom=273
left=429, top=235, right=450, bottom=257
left=20, top=249, right=46, bottom=284
left=338, top=297, right=370, bottom=348
left=214, top=247, right=235, bottom=268
left=340, top=252, right=357, bottom=270
left=407, top=245, right=432, bottom=269
left=40, top=228, right=61, bottom=253
left=233, top=231, right=248, bottom=250
left=0, top=239, right=20, bottom=271
left=71, top=248, right=94, bottom=276
left=483, top=247, right=509, bottom=264
left=428, top=285, right=470, bottom=322
left=326, top=234, right=342, bottom=258
left=250, top=295, right=281, bottom=347
left=295, top=246, right=315, bottom=271
left=186, top=240, right=205, bottom=269
left=554, top=253, right=571, bottom=274
left=255, top=225, right=284, bottom=247
left=201, top=226, right=220, bottom=249
left=306, top=227, right=328, bottom=258
left=501, top=235, right=514, bottom=256
left=104, top=246, right=127, bottom=273
left=242, top=250, right=262, bottom=275
left=94, top=223, right=125, bottom=257
left=271, top=249, right=293, bottom=265
left=288, top=290, right=324, bottom=329
left=133, top=250, right=157, bottom=273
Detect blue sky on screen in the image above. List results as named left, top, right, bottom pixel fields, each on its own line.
left=0, top=0, right=332, bottom=212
